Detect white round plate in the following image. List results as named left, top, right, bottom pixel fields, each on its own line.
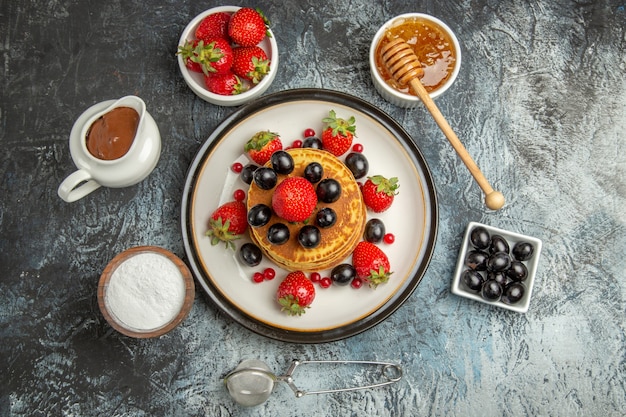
left=181, top=89, right=438, bottom=343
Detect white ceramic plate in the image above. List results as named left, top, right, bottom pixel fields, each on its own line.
left=181, top=89, right=438, bottom=342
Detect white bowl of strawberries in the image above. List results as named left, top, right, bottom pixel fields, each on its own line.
left=177, top=6, right=279, bottom=106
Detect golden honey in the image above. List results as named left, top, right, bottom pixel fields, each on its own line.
left=375, top=17, right=457, bottom=94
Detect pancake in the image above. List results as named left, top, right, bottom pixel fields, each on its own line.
left=247, top=148, right=366, bottom=272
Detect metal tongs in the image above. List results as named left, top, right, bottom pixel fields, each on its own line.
left=224, top=359, right=403, bottom=407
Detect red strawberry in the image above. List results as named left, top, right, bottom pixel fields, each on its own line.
left=244, top=131, right=282, bottom=165
left=195, top=12, right=231, bottom=42
left=204, top=71, right=247, bottom=95
left=232, top=46, right=270, bottom=84
left=352, top=241, right=393, bottom=287
left=228, top=7, right=270, bottom=47
left=177, top=40, right=204, bottom=73
left=321, top=110, right=356, bottom=156
left=361, top=175, right=399, bottom=213
left=205, top=201, right=248, bottom=249
left=276, top=271, right=316, bottom=316
left=272, top=177, right=318, bottom=222
left=177, top=38, right=233, bottom=76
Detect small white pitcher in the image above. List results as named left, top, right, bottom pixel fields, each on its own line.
left=58, top=96, right=161, bottom=202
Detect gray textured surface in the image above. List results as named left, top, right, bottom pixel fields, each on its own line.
left=1, top=0, right=625, bottom=416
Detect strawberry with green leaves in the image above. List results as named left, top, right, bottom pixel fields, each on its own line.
left=206, top=200, right=248, bottom=250
left=195, top=12, right=231, bottom=42
left=361, top=175, right=399, bottom=213
left=244, top=131, right=282, bottom=165
left=352, top=241, right=393, bottom=288
left=177, top=38, right=233, bottom=76
left=272, top=177, right=318, bottom=222
left=321, top=110, right=356, bottom=156
left=276, top=271, right=316, bottom=316
left=204, top=71, right=247, bottom=95
left=228, top=7, right=270, bottom=47
left=232, top=46, right=270, bottom=84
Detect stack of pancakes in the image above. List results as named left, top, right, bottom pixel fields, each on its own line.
left=247, top=148, right=366, bottom=272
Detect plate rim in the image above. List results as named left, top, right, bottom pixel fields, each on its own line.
left=181, top=88, right=439, bottom=343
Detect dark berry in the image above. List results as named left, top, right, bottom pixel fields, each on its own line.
left=507, top=261, right=528, bottom=282
left=316, top=207, right=337, bottom=228
left=344, top=152, right=369, bottom=179
left=239, top=243, right=262, bottom=266
left=465, top=250, right=488, bottom=271
left=270, top=150, right=294, bottom=175
left=470, top=226, right=490, bottom=250
left=240, top=164, right=258, bottom=184
left=462, top=270, right=484, bottom=291
left=330, top=263, right=356, bottom=286
left=267, top=223, right=290, bottom=245
left=316, top=178, right=341, bottom=203
left=364, top=218, right=385, bottom=243
left=247, top=204, right=272, bottom=227
left=253, top=167, right=277, bottom=190
left=512, top=241, right=535, bottom=261
left=486, top=252, right=511, bottom=272
left=502, top=282, right=525, bottom=304
left=487, top=271, right=508, bottom=286
left=298, top=225, right=321, bottom=249
left=481, top=279, right=502, bottom=301
left=489, top=235, right=510, bottom=254
left=303, top=162, right=324, bottom=183
left=302, top=136, right=323, bottom=149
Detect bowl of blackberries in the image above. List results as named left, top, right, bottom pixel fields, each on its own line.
left=451, top=222, right=542, bottom=313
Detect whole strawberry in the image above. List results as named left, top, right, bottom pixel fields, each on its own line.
left=177, top=38, right=233, bottom=75
left=232, top=46, right=270, bottom=84
left=228, top=7, right=270, bottom=47
left=352, top=241, right=393, bottom=287
left=276, top=271, right=316, bottom=316
left=178, top=40, right=204, bottom=73
left=272, top=177, right=318, bottom=222
left=361, top=175, right=399, bottom=213
left=321, top=110, right=356, bottom=156
left=205, top=71, right=246, bottom=96
left=195, top=12, right=231, bottom=42
left=206, top=200, right=248, bottom=250
left=244, top=131, right=282, bottom=165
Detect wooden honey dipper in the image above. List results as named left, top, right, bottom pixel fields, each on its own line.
left=380, top=37, right=505, bottom=210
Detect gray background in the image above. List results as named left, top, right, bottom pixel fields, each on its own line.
left=1, top=0, right=625, bottom=416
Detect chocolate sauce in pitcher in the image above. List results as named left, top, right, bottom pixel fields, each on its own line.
left=86, top=106, right=139, bottom=160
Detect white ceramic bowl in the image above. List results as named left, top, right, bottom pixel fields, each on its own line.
left=177, top=6, right=279, bottom=106
left=451, top=222, right=542, bottom=313
left=369, top=13, right=461, bottom=108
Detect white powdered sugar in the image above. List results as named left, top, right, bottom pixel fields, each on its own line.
left=105, top=252, right=186, bottom=331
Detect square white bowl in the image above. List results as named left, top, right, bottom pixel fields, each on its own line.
left=451, top=221, right=542, bottom=313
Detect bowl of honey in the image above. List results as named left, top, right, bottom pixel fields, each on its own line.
left=369, top=13, right=461, bottom=107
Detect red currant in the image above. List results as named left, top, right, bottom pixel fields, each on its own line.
left=252, top=272, right=264, bottom=283
left=351, top=278, right=363, bottom=289
left=304, top=128, right=316, bottom=138
left=231, top=162, right=243, bottom=173
left=320, top=277, right=332, bottom=288
left=310, top=272, right=321, bottom=283
left=352, top=143, right=364, bottom=152
left=263, top=268, right=276, bottom=280
left=233, top=189, right=246, bottom=201
left=292, top=139, right=303, bottom=148
left=384, top=233, right=395, bottom=244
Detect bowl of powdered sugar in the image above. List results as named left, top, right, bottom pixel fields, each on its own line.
left=98, top=246, right=195, bottom=338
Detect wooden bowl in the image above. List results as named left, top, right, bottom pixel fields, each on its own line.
left=97, top=246, right=195, bottom=338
